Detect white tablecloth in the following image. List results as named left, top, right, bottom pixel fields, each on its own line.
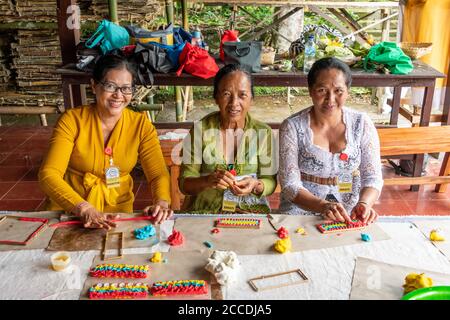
left=1, top=216, right=449, bottom=300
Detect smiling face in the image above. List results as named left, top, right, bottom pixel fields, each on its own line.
left=308, top=68, right=349, bottom=116
left=215, top=70, right=253, bottom=125
left=91, top=67, right=133, bottom=119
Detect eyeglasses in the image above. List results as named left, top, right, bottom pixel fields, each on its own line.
left=100, top=81, right=134, bottom=95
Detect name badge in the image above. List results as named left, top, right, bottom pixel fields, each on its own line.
left=337, top=172, right=352, bottom=193
left=105, top=165, right=120, bottom=188
left=222, top=189, right=238, bottom=212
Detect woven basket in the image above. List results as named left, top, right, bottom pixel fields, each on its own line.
left=260, top=47, right=276, bottom=66
left=399, top=42, right=432, bottom=59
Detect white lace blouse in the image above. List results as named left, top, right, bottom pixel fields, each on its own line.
left=279, top=106, right=383, bottom=215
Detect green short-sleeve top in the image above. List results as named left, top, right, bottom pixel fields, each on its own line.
left=179, top=111, right=277, bottom=212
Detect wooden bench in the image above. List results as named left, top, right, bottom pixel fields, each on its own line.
left=378, top=125, right=450, bottom=192
left=159, top=125, right=450, bottom=210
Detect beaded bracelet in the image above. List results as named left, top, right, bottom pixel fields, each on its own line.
left=89, top=282, right=148, bottom=299
left=150, top=280, right=208, bottom=296
left=90, top=264, right=150, bottom=278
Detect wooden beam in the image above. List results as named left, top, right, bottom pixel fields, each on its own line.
left=310, top=6, right=352, bottom=35
left=384, top=176, right=450, bottom=186
left=57, top=0, right=80, bottom=65
left=436, top=153, right=450, bottom=192
left=250, top=7, right=302, bottom=40
left=0, top=22, right=57, bottom=30
left=190, top=1, right=400, bottom=9
left=239, top=6, right=284, bottom=39
left=343, top=12, right=399, bottom=40
left=0, top=106, right=61, bottom=114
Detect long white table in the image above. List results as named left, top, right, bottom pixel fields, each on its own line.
left=0, top=215, right=449, bottom=300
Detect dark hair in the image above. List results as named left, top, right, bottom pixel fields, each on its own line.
left=213, top=64, right=254, bottom=99
left=92, top=50, right=137, bottom=84
left=307, top=57, right=352, bottom=88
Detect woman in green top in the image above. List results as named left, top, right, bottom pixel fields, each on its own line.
left=179, top=64, right=277, bottom=213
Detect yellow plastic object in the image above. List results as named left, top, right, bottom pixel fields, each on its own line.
left=403, top=273, right=433, bottom=294
left=150, top=252, right=163, bottom=263
left=430, top=229, right=445, bottom=242
left=295, top=227, right=306, bottom=235
left=274, top=237, right=292, bottom=254
left=51, top=252, right=71, bottom=271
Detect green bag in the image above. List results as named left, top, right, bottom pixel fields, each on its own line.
left=363, top=42, right=413, bottom=75
left=85, top=20, right=130, bottom=55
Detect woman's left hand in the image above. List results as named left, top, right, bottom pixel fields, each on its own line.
left=230, top=177, right=259, bottom=196
left=351, top=202, right=378, bottom=224
left=143, top=200, right=173, bottom=225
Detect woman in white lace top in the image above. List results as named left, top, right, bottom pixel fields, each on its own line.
left=279, top=57, right=383, bottom=223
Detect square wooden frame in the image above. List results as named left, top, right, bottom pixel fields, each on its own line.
left=101, top=231, right=124, bottom=261
left=248, top=269, right=309, bottom=292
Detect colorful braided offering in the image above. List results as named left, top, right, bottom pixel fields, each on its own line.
left=90, top=264, right=150, bottom=278
left=316, top=219, right=366, bottom=234
left=89, top=282, right=148, bottom=299
left=215, top=218, right=261, bottom=229
left=150, top=280, right=208, bottom=296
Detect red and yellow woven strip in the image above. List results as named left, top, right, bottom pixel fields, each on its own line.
left=89, top=264, right=150, bottom=278
left=89, top=283, right=148, bottom=299
left=150, top=280, right=208, bottom=296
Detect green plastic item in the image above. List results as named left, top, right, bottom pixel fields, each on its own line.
left=363, top=41, right=413, bottom=75
left=402, top=286, right=450, bottom=300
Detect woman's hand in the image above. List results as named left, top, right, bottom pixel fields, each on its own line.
left=207, top=169, right=236, bottom=190
left=143, top=200, right=173, bottom=225
left=320, top=201, right=352, bottom=223
left=74, top=202, right=119, bottom=230
left=351, top=202, right=378, bottom=224
left=231, top=177, right=261, bottom=196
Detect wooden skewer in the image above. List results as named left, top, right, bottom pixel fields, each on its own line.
left=266, top=214, right=278, bottom=231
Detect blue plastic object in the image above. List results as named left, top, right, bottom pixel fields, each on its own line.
left=134, top=224, right=156, bottom=240
left=203, top=241, right=213, bottom=248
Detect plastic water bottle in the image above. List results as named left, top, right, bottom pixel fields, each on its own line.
left=191, top=29, right=204, bottom=48
left=303, top=35, right=316, bottom=73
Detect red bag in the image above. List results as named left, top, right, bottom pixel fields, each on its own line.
left=220, top=30, right=239, bottom=61
left=176, top=42, right=219, bottom=79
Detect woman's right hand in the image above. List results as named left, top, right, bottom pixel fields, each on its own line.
left=320, top=201, right=352, bottom=223
left=206, top=169, right=236, bottom=190
left=73, top=202, right=119, bottom=230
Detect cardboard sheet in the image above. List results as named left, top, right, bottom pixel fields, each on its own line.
left=171, top=215, right=390, bottom=255
left=350, top=257, right=450, bottom=300
left=413, top=220, right=450, bottom=261
left=47, top=219, right=163, bottom=252
left=0, top=211, right=60, bottom=251
left=80, top=251, right=212, bottom=300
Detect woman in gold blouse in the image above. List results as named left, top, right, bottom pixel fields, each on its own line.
left=39, top=52, right=172, bottom=229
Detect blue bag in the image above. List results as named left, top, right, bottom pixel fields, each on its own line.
left=147, top=42, right=186, bottom=68
left=173, top=27, right=192, bottom=45
left=85, top=20, right=130, bottom=54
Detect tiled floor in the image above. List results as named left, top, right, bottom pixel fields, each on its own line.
left=0, top=125, right=449, bottom=215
